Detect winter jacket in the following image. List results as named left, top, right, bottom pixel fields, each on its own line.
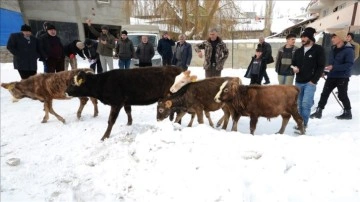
left=83, top=40, right=99, bottom=60
left=88, top=26, right=115, bottom=57
left=38, top=33, right=64, bottom=61
left=157, top=37, right=175, bottom=59
left=64, top=40, right=86, bottom=59
left=292, top=44, right=325, bottom=84
left=7, top=32, right=40, bottom=71
left=327, top=42, right=354, bottom=78
left=115, top=38, right=135, bottom=60
left=275, top=45, right=298, bottom=76
left=349, top=40, right=359, bottom=61
left=258, top=41, right=273, bottom=64
left=244, top=56, right=267, bottom=79
left=135, top=42, right=155, bottom=64
left=194, top=37, right=229, bottom=71
left=171, top=41, right=192, bottom=70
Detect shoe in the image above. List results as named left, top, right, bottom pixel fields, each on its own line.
left=336, top=109, right=352, bottom=120
left=263, top=81, right=270, bottom=85
left=310, top=108, right=322, bottom=119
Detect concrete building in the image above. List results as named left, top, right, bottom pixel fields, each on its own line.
left=1, top=0, right=129, bottom=45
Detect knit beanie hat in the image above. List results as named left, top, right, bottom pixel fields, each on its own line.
left=332, top=30, right=348, bottom=41
left=46, top=24, right=56, bottom=30
left=76, top=42, right=85, bottom=49
left=21, top=24, right=32, bottom=32
left=300, top=27, right=316, bottom=42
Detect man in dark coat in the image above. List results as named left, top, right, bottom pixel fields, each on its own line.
left=291, top=27, right=326, bottom=129
left=258, top=36, right=273, bottom=84
left=135, top=35, right=155, bottom=67
left=7, top=24, right=40, bottom=79
left=35, top=21, right=49, bottom=72
left=38, top=24, right=65, bottom=73
left=84, top=38, right=103, bottom=73
left=171, top=34, right=192, bottom=71
left=157, top=32, right=175, bottom=66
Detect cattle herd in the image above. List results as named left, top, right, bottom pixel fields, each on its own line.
left=1, top=66, right=305, bottom=141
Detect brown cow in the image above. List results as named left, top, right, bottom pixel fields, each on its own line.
left=1, top=68, right=98, bottom=123
left=214, top=78, right=305, bottom=135
left=157, top=77, right=240, bottom=129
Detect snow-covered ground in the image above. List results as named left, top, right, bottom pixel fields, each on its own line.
left=1, top=60, right=360, bottom=202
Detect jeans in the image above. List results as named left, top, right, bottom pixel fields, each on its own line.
left=118, top=59, right=131, bottom=69
left=295, top=82, right=316, bottom=127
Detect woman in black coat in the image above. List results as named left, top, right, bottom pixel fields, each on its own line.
left=7, top=24, right=40, bottom=79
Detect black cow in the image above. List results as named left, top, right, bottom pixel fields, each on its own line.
left=66, top=66, right=183, bottom=140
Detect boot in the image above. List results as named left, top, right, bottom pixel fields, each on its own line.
left=336, top=109, right=352, bottom=120
left=310, top=108, right=322, bottom=119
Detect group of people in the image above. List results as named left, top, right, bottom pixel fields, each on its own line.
left=7, top=22, right=103, bottom=80
left=6, top=22, right=358, bottom=130
left=245, top=27, right=358, bottom=131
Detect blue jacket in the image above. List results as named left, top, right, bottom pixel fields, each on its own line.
left=327, top=42, right=354, bottom=78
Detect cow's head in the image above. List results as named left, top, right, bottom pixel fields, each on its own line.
left=1, top=82, right=25, bottom=102
left=214, top=78, right=240, bottom=103
left=156, top=99, right=173, bottom=121
left=66, top=71, right=92, bottom=97
left=170, top=70, right=197, bottom=93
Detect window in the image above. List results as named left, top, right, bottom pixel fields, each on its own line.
left=97, top=0, right=110, bottom=4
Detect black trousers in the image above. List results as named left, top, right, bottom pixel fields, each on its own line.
left=139, top=62, right=152, bottom=67
left=46, top=58, right=65, bottom=73
left=317, top=77, right=351, bottom=110
left=18, top=70, right=37, bottom=79
left=261, top=64, right=270, bottom=83
left=162, top=57, right=172, bottom=66
left=205, top=68, right=221, bottom=78
left=90, top=58, right=103, bottom=74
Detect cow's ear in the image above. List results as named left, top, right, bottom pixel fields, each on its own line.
left=165, top=100, right=172, bottom=108
left=184, top=70, right=190, bottom=76
left=1, top=83, right=15, bottom=90
left=230, top=79, right=239, bottom=94
left=74, top=71, right=88, bottom=86
left=190, top=75, right=197, bottom=82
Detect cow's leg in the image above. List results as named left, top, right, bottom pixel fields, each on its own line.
left=124, top=105, right=132, bottom=125
left=101, top=105, right=122, bottom=141
left=216, top=115, right=224, bottom=128
left=47, top=100, right=65, bottom=123
left=174, top=111, right=187, bottom=124
left=249, top=116, right=258, bottom=135
left=204, top=111, right=214, bottom=127
left=291, top=110, right=305, bottom=135
left=277, top=114, right=291, bottom=134
left=187, top=112, right=196, bottom=127
left=195, top=108, right=204, bottom=124
left=42, top=101, right=50, bottom=123
left=231, top=112, right=241, bottom=131
left=90, top=97, right=99, bottom=117
left=221, top=106, right=231, bottom=130
left=77, top=97, right=89, bottom=119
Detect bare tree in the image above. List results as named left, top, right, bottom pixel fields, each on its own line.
left=263, top=0, right=275, bottom=36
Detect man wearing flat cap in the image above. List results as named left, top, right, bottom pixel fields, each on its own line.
left=311, top=29, right=354, bottom=120
left=7, top=24, right=40, bottom=79
left=291, top=27, right=326, bottom=131
left=86, top=18, right=115, bottom=72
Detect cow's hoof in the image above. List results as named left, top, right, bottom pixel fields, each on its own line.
left=41, top=120, right=47, bottom=123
